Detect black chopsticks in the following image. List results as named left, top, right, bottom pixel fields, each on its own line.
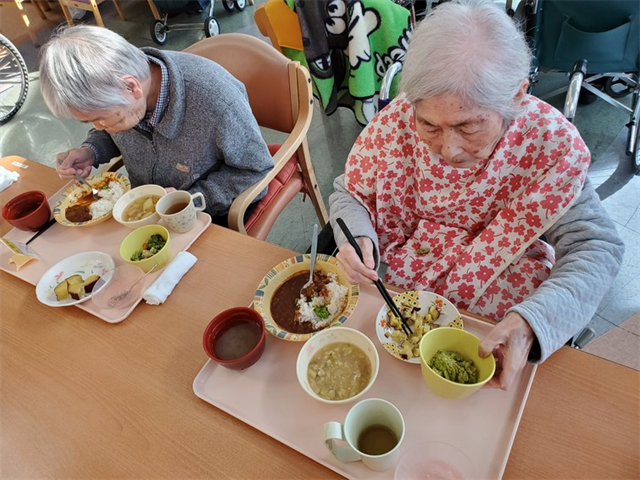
left=25, top=217, right=56, bottom=245
left=336, top=218, right=413, bottom=336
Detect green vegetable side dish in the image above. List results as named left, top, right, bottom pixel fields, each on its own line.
left=131, top=234, right=166, bottom=261
left=428, top=350, right=479, bottom=384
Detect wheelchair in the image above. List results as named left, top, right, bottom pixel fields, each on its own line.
left=381, top=1, right=640, bottom=174
left=517, top=0, right=640, bottom=174
left=0, top=34, right=29, bottom=126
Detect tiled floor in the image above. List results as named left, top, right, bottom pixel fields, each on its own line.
left=1, top=0, right=638, bottom=367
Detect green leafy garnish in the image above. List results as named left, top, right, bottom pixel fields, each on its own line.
left=314, top=306, right=330, bottom=319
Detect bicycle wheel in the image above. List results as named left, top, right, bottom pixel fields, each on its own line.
left=0, top=34, right=29, bottom=125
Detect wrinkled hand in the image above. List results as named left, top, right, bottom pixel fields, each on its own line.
left=336, top=237, right=378, bottom=284
left=478, top=312, right=535, bottom=390
left=55, top=147, right=95, bottom=180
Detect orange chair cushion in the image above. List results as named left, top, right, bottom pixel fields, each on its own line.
left=244, top=144, right=301, bottom=237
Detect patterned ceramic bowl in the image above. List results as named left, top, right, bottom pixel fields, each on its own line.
left=253, top=254, right=359, bottom=342
left=375, top=290, right=463, bottom=364
left=35, top=251, right=115, bottom=307
left=53, top=172, right=130, bottom=228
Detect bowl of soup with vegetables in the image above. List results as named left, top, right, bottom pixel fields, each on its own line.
left=113, top=184, right=166, bottom=229
left=296, top=327, right=379, bottom=404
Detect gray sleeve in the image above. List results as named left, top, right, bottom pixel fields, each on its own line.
left=84, top=129, right=121, bottom=166
left=329, top=174, right=380, bottom=265
left=508, top=178, right=625, bottom=363
left=189, top=101, right=274, bottom=214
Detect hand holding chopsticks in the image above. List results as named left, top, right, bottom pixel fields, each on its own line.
left=335, top=218, right=413, bottom=336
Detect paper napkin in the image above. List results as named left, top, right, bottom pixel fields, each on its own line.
left=0, top=166, right=20, bottom=192
left=143, top=251, right=197, bottom=305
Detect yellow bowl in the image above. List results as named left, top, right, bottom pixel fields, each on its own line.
left=253, top=254, right=359, bottom=342
left=119, top=225, right=171, bottom=273
left=419, top=327, right=495, bottom=400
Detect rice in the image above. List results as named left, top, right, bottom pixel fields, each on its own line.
left=89, top=181, right=125, bottom=219
left=297, top=272, right=348, bottom=329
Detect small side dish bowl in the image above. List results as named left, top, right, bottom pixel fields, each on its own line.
left=419, top=327, right=495, bottom=400
left=254, top=254, right=359, bottom=342
left=35, top=251, right=115, bottom=307
left=112, top=184, right=167, bottom=229
left=119, top=224, right=171, bottom=273
left=1, top=190, right=51, bottom=231
left=376, top=290, right=463, bottom=364
left=91, top=264, right=146, bottom=310
left=203, top=307, right=266, bottom=370
left=296, top=327, right=379, bottom=405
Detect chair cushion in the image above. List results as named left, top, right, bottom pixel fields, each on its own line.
left=244, top=144, right=302, bottom=239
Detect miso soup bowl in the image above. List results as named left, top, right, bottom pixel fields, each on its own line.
left=1, top=190, right=51, bottom=231
left=296, top=327, right=379, bottom=405
left=203, top=307, right=266, bottom=370
left=112, top=184, right=167, bottom=229
left=419, top=327, right=495, bottom=400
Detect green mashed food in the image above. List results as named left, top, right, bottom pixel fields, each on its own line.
left=428, top=350, right=478, bottom=384
left=131, top=234, right=166, bottom=261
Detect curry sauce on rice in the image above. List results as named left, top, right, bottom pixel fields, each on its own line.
left=65, top=177, right=125, bottom=223
left=270, top=270, right=348, bottom=334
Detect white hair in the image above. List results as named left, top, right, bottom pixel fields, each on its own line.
left=400, top=0, right=532, bottom=122
left=39, top=26, right=150, bottom=118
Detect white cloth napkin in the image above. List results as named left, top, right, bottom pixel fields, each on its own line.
left=0, top=167, right=20, bottom=192
left=143, top=251, right=198, bottom=305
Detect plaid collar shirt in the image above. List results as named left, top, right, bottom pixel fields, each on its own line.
left=137, top=55, right=170, bottom=134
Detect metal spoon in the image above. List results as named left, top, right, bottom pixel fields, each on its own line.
left=301, top=224, right=319, bottom=294
left=74, top=172, right=101, bottom=200
left=107, top=264, right=158, bottom=307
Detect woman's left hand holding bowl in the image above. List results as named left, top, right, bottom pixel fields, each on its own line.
left=478, top=312, right=535, bottom=390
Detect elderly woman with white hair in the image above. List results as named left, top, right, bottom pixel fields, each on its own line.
left=39, top=26, right=273, bottom=226
left=330, top=0, right=624, bottom=389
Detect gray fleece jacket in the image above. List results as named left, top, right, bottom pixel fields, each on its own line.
left=86, top=48, right=273, bottom=217
left=330, top=176, right=625, bottom=363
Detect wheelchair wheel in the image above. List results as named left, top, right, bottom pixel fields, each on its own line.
left=222, top=0, right=234, bottom=11
left=150, top=20, right=168, bottom=45
left=233, top=0, right=245, bottom=11
left=0, top=34, right=29, bottom=126
left=603, top=76, right=634, bottom=99
left=204, top=16, right=220, bottom=37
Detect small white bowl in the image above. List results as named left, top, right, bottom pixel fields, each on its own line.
left=296, top=327, right=379, bottom=405
left=112, top=184, right=166, bottom=229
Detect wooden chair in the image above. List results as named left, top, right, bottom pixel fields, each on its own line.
left=184, top=33, right=328, bottom=240
left=0, top=0, right=47, bottom=47
left=58, top=0, right=125, bottom=27
left=253, top=0, right=303, bottom=54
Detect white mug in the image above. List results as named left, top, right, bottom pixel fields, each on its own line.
left=156, top=190, right=206, bottom=233
left=324, top=398, right=405, bottom=472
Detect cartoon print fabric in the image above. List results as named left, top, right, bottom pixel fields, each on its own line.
left=287, top=0, right=411, bottom=125
left=344, top=94, right=591, bottom=319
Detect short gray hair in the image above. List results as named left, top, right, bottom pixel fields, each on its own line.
left=400, top=0, right=532, bottom=122
left=39, top=26, right=150, bottom=118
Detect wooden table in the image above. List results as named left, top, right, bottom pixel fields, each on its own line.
left=1, top=159, right=639, bottom=479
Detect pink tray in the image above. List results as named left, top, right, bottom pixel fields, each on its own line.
left=0, top=184, right=211, bottom=323
left=193, top=284, right=537, bottom=479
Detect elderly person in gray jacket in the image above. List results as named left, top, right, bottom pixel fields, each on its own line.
left=39, top=26, right=273, bottom=226
left=330, top=0, right=624, bottom=389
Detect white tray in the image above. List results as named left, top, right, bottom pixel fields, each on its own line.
left=0, top=185, right=211, bottom=323
left=193, top=285, right=537, bottom=479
